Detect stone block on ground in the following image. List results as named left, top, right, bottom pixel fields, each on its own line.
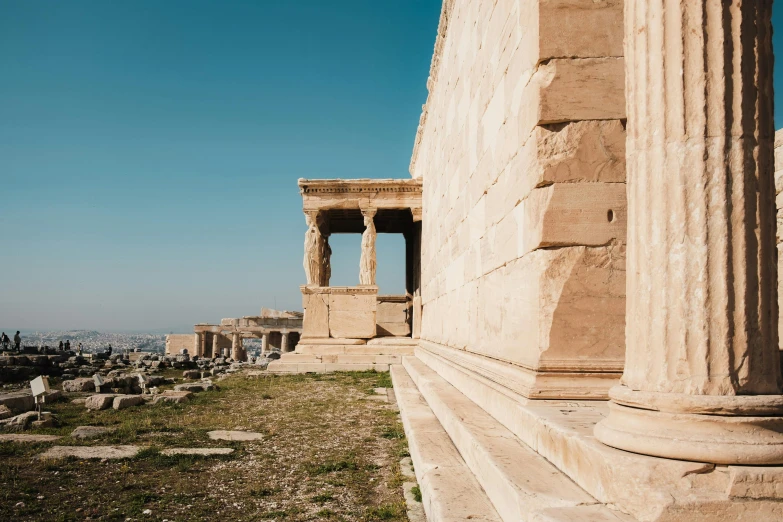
left=182, top=370, right=200, bottom=379
left=37, top=445, right=141, bottom=460
left=207, top=430, right=263, bottom=441
left=161, top=447, right=234, bottom=456
left=0, top=411, right=40, bottom=430
left=0, top=405, right=12, bottom=420
left=112, top=395, right=144, bottom=410
left=0, top=390, right=35, bottom=413
left=151, top=391, right=192, bottom=404
left=71, top=426, right=115, bottom=439
left=62, top=378, right=95, bottom=393
left=174, top=382, right=214, bottom=393
left=85, top=394, right=117, bottom=411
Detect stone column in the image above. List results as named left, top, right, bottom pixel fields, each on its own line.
left=194, top=333, right=201, bottom=357
left=231, top=333, right=241, bottom=361
left=281, top=332, right=289, bottom=353
left=199, top=333, right=207, bottom=358
left=261, top=333, right=268, bottom=355
left=303, top=210, right=323, bottom=286
left=595, top=0, right=783, bottom=464
left=212, top=334, right=219, bottom=359
left=359, top=209, right=377, bottom=285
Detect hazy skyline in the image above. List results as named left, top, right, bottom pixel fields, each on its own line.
left=0, top=1, right=441, bottom=331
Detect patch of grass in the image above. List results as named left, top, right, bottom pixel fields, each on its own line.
left=380, top=425, right=405, bottom=440
left=411, top=485, right=422, bottom=502
left=311, top=492, right=335, bottom=503
left=307, top=454, right=359, bottom=475
left=0, top=371, right=409, bottom=522
left=366, top=503, right=404, bottom=520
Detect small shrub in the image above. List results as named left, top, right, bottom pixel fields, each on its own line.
left=411, top=485, right=422, bottom=502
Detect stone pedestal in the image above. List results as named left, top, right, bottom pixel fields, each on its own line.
left=301, top=285, right=377, bottom=340
left=595, top=0, right=783, bottom=464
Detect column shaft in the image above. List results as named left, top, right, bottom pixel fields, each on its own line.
left=261, top=334, right=268, bottom=355
left=595, top=0, right=783, bottom=465
left=281, top=333, right=289, bottom=353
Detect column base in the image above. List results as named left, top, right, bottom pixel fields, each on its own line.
left=595, top=385, right=783, bottom=465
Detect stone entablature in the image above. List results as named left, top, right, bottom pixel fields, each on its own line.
left=299, top=178, right=422, bottom=216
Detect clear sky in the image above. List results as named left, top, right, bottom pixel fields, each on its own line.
left=2, top=2, right=783, bottom=333
left=0, top=0, right=442, bottom=332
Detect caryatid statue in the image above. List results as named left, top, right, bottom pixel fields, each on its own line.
left=303, top=211, right=323, bottom=286
left=359, top=209, right=377, bottom=285
left=321, top=235, right=332, bottom=286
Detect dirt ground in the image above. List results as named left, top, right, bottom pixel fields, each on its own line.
left=0, top=371, right=410, bottom=521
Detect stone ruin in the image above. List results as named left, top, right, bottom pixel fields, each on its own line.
left=166, top=308, right=303, bottom=364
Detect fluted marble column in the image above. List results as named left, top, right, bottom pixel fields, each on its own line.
left=595, top=0, right=783, bottom=464
left=261, top=333, right=268, bottom=355
left=281, top=332, right=289, bottom=353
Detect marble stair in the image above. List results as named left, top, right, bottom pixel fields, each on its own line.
left=392, top=357, right=634, bottom=522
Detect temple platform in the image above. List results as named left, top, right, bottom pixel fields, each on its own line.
left=266, top=337, right=417, bottom=373
left=393, top=346, right=783, bottom=522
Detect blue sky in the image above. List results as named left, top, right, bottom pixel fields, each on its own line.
left=2, top=2, right=783, bottom=332
left=0, top=0, right=441, bottom=332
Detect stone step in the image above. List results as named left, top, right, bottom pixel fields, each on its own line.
left=266, top=361, right=391, bottom=374
left=401, top=356, right=634, bottom=522
left=390, top=364, right=501, bottom=522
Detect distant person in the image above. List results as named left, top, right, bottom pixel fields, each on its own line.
left=58, top=340, right=64, bottom=351
left=13, top=331, right=20, bottom=351
left=0, top=332, right=8, bottom=350
left=77, top=343, right=83, bottom=356
left=65, top=340, right=71, bottom=352
left=106, top=344, right=113, bottom=356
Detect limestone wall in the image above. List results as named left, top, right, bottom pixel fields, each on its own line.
left=776, top=129, right=783, bottom=346
left=410, top=0, right=627, bottom=392
left=165, top=334, right=195, bottom=356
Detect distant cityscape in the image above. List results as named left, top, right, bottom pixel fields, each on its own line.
left=6, top=330, right=168, bottom=354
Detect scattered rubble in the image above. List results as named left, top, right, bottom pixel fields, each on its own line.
left=71, top=426, right=115, bottom=439
left=207, top=430, right=263, bottom=441
left=37, top=445, right=142, bottom=460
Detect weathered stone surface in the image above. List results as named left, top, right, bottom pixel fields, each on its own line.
left=85, top=394, right=117, bottom=411
left=182, top=370, right=200, bottom=379
left=112, top=395, right=144, bottom=410
left=152, top=391, right=192, bottom=404
left=302, top=291, right=330, bottom=338
left=38, top=445, right=141, bottom=460
left=62, top=378, right=95, bottom=393
left=160, top=447, right=234, bottom=456
left=329, top=311, right=376, bottom=339
left=207, top=430, right=263, bottom=441
left=174, top=382, right=214, bottom=393
left=71, top=426, right=115, bottom=439
left=0, top=390, right=35, bottom=413
left=536, top=58, right=625, bottom=124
